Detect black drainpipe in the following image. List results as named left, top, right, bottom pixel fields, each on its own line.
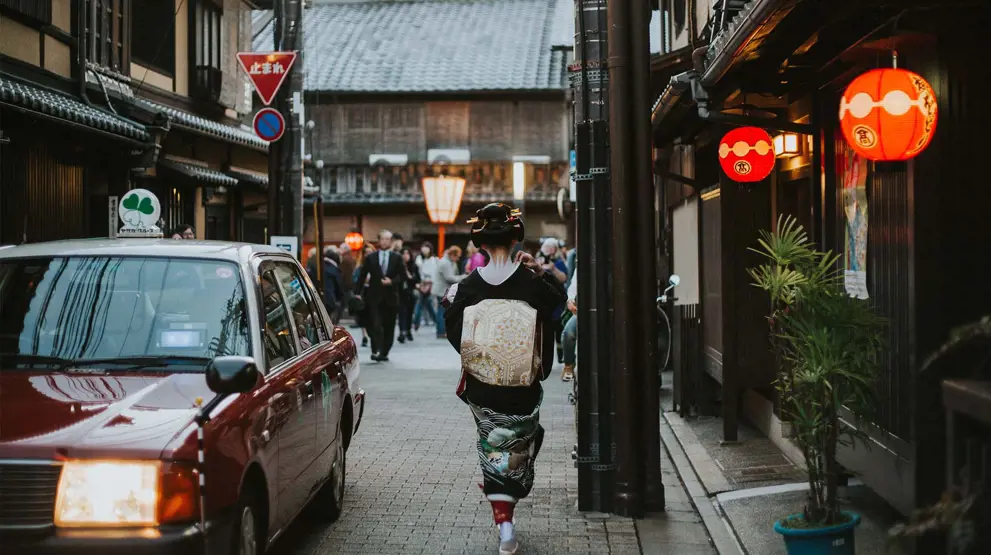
left=76, top=0, right=95, bottom=107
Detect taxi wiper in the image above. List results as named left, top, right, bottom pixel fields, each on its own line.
left=64, top=355, right=212, bottom=371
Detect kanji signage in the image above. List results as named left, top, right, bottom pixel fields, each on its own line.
left=253, top=108, right=286, bottom=142
left=236, top=51, right=298, bottom=105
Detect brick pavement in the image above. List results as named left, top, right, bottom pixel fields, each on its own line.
left=270, top=327, right=715, bottom=555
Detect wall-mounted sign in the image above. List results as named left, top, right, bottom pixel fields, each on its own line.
left=236, top=52, right=298, bottom=105
left=118, top=189, right=163, bottom=238
left=253, top=107, right=286, bottom=142
left=270, top=235, right=299, bottom=258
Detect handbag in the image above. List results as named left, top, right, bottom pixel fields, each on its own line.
left=347, top=294, right=365, bottom=315
left=460, top=299, right=542, bottom=387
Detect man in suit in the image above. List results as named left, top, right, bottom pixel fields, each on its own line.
left=356, top=229, right=404, bottom=361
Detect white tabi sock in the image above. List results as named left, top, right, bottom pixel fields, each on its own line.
left=499, top=521, right=515, bottom=542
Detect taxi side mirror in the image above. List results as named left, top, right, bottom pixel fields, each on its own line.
left=206, top=356, right=260, bottom=395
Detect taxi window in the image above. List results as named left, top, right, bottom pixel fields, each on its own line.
left=0, top=257, right=250, bottom=364
left=259, top=269, right=296, bottom=368
left=271, top=262, right=326, bottom=350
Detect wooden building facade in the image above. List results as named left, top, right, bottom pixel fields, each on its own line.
left=1, top=0, right=271, bottom=246
left=654, top=1, right=991, bottom=550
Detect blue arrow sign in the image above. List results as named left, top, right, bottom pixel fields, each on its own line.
left=253, top=108, right=285, bottom=142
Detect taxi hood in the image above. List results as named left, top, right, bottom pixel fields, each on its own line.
left=0, top=370, right=214, bottom=460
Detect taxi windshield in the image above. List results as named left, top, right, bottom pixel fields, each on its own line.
left=0, top=256, right=251, bottom=367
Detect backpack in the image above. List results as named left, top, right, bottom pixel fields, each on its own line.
left=460, top=299, right=542, bottom=387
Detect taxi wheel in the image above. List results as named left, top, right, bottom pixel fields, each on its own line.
left=232, top=488, right=265, bottom=555
left=318, top=423, right=346, bottom=521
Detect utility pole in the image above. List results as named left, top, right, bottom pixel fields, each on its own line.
left=606, top=0, right=661, bottom=517
left=572, top=0, right=615, bottom=513
left=272, top=0, right=305, bottom=248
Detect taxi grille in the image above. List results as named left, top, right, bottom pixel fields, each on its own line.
left=0, top=463, right=62, bottom=528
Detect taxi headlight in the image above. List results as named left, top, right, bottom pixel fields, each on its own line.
left=55, top=461, right=160, bottom=527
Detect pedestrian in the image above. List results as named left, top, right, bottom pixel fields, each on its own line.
left=352, top=244, right=376, bottom=347
left=305, top=247, right=319, bottom=282
left=391, top=233, right=404, bottom=253
left=414, top=242, right=438, bottom=329
left=464, top=241, right=487, bottom=273
left=561, top=260, right=578, bottom=381
left=356, top=229, right=405, bottom=362
left=397, top=246, right=420, bottom=343
left=321, top=247, right=345, bottom=325
left=338, top=242, right=357, bottom=325
left=432, top=245, right=464, bottom=340
left=173, top=224, right=195, bottom=240
left=442, top=203, right=566, bottom=555
left=535, top=238, right=569, bottom=363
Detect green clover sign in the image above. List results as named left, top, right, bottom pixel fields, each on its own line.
left=122, top=193, right=139, bottom=210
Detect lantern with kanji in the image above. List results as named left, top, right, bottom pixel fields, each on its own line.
left=344, top=230, right=364, bottom=252
left=839, top=68, right=938, bottom=161
left=718, top=127, right=775, bottom=182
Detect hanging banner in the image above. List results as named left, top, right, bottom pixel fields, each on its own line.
left=838, top=132, right=869, bottom=299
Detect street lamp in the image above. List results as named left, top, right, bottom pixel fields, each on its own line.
left=422, top=175, right=466, bottom=253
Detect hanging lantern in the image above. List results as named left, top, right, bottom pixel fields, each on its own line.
left=838, top=68, right=938, bottom=161
left=344, top=231, right=364, bottom=252
left=718, top=127, right=775, bottom=182
left=422, top=175, right=466, bottom=253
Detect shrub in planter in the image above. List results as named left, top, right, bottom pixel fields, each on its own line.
left=750, top=215, right=885, bottom=554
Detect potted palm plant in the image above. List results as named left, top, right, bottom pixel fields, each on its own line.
left=749, top=215, right=885, bottom=555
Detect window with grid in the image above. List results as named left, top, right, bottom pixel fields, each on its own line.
left=131, top=0, right=175, bottom=75
left=193, top=0, right=222, bottom=71
left=80, top=0, right=128, bottom=73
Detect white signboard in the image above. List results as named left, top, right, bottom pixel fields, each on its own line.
left=108, top=196, right=118, bottom=239
left=270, top=235, right=299, bottom=258
left=117, top=189, right=163, bottom=238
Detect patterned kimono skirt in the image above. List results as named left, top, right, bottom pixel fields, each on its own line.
left=463, top=392, right=545, bottom=502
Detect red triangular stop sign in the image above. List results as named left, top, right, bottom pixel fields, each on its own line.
left=237, top=52, right=298, bottom=105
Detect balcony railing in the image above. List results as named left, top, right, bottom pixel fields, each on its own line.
left=312, top=160, right=569, bottom=204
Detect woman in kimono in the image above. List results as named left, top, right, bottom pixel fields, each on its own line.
left=443, top=203, right=566, bottom=555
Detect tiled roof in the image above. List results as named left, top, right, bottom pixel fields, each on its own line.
left=253, top=0, right=568, bottom=92
left=160, top=159, right=240, bottom=187
left=227, top=166, right=269, bottom=187
left=549, top=0, right=574, bottom=49
left=0, top=75, right=149, bottom=141
left=133, top=98, right=268, bottom=151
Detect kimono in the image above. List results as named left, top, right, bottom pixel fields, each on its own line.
left=444, top=262, right=566, bottom=507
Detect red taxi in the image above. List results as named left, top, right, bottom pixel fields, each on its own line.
left=0, top=239, right=364, bottom=555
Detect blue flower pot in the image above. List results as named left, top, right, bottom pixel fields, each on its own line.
left=774, top=512, right=861, bottom=555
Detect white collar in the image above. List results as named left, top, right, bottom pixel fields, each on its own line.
left=477, top=258, right=519, bottom=286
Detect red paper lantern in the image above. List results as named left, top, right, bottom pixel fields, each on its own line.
left=718, top=127, right=775, bottom=182
left=839, top=68, right=938, bottom=161
left=344, top=231, right=364, bottom=251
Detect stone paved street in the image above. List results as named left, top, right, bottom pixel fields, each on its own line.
left=270, top=326, right=715, bottom=555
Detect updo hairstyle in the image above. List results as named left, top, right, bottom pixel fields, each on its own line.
left=468, top=203, right=525, bottom=249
